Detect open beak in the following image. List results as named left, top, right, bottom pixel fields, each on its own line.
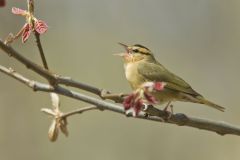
left=113, top=43, right=130, bottom=57
left=118, top=42, right=131, bottom=53
left=113, top=53, right=126, bottom=57
left=118, top=42, right=128, bottom=50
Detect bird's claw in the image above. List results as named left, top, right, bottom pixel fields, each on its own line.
left=163, top=102, right=174, bottom=120
left=163, top=110, right=172, bottom=120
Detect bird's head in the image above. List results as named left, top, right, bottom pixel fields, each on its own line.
left=114, top=43, right=154, bottom=63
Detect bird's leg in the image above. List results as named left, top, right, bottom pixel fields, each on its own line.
left=163, top=101, right=171, bottom=111
left=170, top=104, right=173, bottom=113
left=163, top=101, right=173, bottom=119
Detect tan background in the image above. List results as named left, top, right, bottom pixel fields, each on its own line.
left=0, top=0, right=240, bottom=160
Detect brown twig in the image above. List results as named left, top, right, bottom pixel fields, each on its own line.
left=1, top=64, right=240, bottom=136
left=34, top=32, right=49, bottom=69
left=31, top=1, right=48, bottom=69
left=29, top=0, right=49, bottom=70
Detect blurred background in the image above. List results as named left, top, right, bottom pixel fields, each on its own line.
left=0, top=0, right=240, bottom=160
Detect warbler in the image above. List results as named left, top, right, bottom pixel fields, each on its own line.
left=115, top=43, right=225, bottom=112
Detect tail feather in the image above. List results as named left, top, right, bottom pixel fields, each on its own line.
left=197, top=96, right=225, bottom=112
left=179, top=93, right=225, bottom=112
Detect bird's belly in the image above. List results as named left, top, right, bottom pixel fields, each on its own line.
left=152, top=90, right=178, bottom=105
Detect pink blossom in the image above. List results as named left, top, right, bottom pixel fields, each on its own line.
left=123, top=82, right=165, bottom=116
left=35, top=20, right=48, bottom=34
left=22, top=23, right=31, bottom=43
left=12, top=7, right=27, bottom=15
left=11, top=7, right=48, bottom=43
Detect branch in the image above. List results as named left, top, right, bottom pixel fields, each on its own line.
left=1, top=64, right=240, bottom=136
left=30, top=0, right=48, bottom=70
left=61, top=105, right=99, bottom=119
left=0, top=40, right=110, bottom=97
left=34, top=32, right=49, bottom=69
left=0, top=40, right=55, bottom=82
left=0, top=65, right=54, bottom=92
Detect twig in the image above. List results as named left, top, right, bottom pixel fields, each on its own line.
left=56, top=76, right=102, bottom=95
left=61, top=105, right=99, bottom=118
left=0, top=65, right=54, bottom=92
left=34, top=32, right=49, bottom=69
left=0, top=40, right=105, bottom=92
left=0, top=39, right=126, bottom=102
left=1, top=64, right=240, bottom=136
left=29, top=0, right=48, bottom=70
left=0, top=40, right=55, bottom=82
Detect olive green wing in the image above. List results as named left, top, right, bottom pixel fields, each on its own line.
left=137, top=62, right=201, bottom=96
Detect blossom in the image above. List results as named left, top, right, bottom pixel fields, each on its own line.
left=11, top=6, right=48, bottom=43
left=123, top=82, right=166, bottom=117
left=41, top=93, right=68, bottom=142
left=5, top=1, right=48, bottom=44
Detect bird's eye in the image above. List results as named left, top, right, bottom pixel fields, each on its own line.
left=132, top=49, right=139, bottom=53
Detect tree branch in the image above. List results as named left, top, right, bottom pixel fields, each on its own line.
left=31, top=0, right=48, bottom=70
left=34, top=32, right=49, bottom=70
left=0, top=64, right=240, bottom=136
left=0, top=40, right=55, bottom=82
left=0, top=65, right=54, bottom=92
left=61, top=105, right=99, bottom=119
left=0, top=40, right=113, bottom=97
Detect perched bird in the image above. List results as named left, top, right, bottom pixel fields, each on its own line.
left=115, top=43, right=225, bottom=112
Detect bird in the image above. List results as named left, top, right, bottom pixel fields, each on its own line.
left=115, top=43, right=225, bottom=112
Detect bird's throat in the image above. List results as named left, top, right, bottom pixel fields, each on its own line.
left=124, top=54, right=144, bottom=63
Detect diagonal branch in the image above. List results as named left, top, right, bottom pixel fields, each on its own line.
left=61, top=105, right=99, bottom=119
left=0, top=65, right=54, bottom=91
left=0, top=40, right=55, bottom=82
left=0, top=40, right=110, bottom=97
left=1, top=64, right=240, bottom=136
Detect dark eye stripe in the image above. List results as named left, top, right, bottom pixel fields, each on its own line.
left=132, top=49, right=139, bottom=53
left=134, top=44, right=150, bottom=51
left=139, top=51, right=150, bottom=55
left=132, top=49, right=150, bottom=55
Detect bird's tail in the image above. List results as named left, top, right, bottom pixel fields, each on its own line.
left=196, top=96, right=225, bottom=112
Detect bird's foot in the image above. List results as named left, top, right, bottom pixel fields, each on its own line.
left=143, top=112, right=150, bottom=118
left=142, top=104, right=151, bottom=117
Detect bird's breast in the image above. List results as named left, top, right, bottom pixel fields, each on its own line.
left=124, top=63, right=135, bottom=81
left=124, top=63, right=144, bottom=89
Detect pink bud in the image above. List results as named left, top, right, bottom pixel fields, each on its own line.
left=35, top=20, right=48, bottom=34
left=133, top=99, right=143, bottom=116
left=22, top=23, right=31, bottom=43
left=12, top=7, right=27, bottom=16
left=123, top=94, right=134, bottom=110
left=144, top=92, right=158, bottom=104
